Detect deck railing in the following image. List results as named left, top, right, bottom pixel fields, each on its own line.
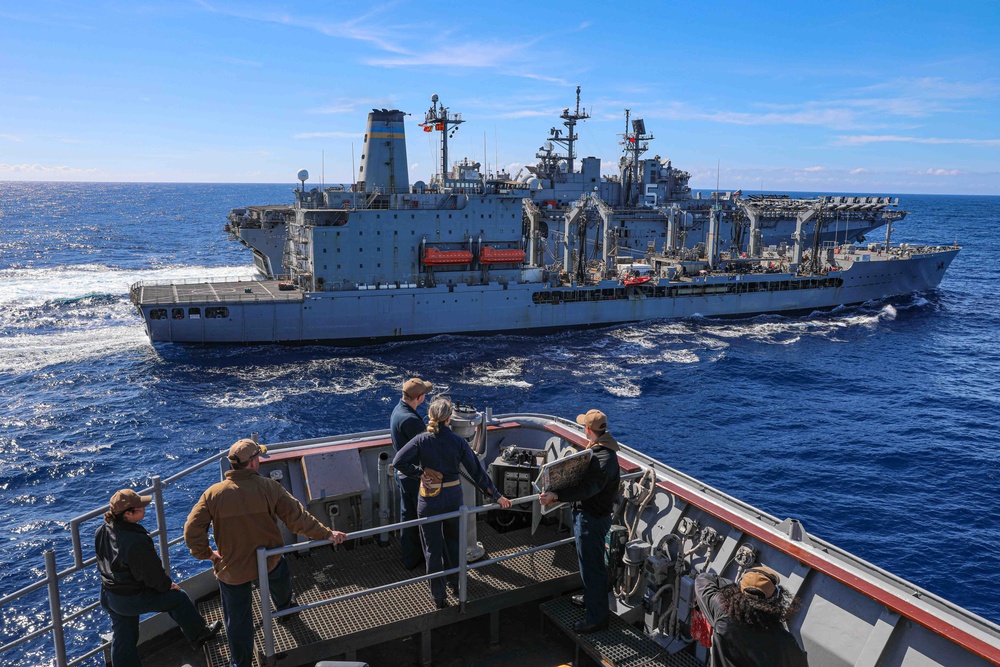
left=0, top=452, right=227, bottom=667
left=0, top=432, right=637, bottom=667
left=253, top=495, right=568, bottom=664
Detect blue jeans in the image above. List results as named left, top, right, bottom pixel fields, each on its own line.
left=574, top=509, right=612, bottom=626
left=101, top=587, right=207, bottom=667
left=397, top=474, right=424, bottom=569
left=217, top=556, right=293, bottom=667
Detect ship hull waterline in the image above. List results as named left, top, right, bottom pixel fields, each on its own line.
left=134, top=249, right=958, bottom=344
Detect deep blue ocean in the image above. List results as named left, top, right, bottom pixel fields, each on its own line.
left=1, top=182, right=997, bottom=665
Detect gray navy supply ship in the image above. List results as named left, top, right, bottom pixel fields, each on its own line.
left=7, top=408, right=999, bottom=666
left=129, top=92, right=958, bottom=345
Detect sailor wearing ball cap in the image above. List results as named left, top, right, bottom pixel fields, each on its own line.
left=389, top=377, right=434, bottom=569
left=184, top=439, right=348, bottom=667
left=96, top=489, right=221, bottom=665
left=539, top=408, right=621, bottom=633
left=694, top=566, right=808, bottom=666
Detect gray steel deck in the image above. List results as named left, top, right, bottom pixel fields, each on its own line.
left=197, top=521, right=580, bottom=667
left=135, top=280, right=304, bottom=306
left=541, top=597, right=702, bottom=667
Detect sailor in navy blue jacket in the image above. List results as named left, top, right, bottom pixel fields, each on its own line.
left=389, top=377, right=434, bottom=569
left=392, top=397, right=511, bottom=606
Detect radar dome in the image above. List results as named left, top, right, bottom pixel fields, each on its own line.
left=431, top=94, right=439, bottom=103
left=296, top=169, right=309, bottom=182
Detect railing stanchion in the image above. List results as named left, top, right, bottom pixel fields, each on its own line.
left=458, top=505, right=468, bottom=613
left=45, top=550, right=68, bottom=667
left=70, top=520, right=84, bottom=570
left=152, top=476, right=170, bottom=573
left=257, top=546, right=276, bottom=664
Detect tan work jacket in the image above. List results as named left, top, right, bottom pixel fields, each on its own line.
left=184, top=468, right=331, bottom=585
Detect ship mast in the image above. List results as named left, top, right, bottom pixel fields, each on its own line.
left=621, top=110, right=653, bottom=207
left=544, top=86, right=590, bottom=175
left=423, top=94, right=465, bottom=184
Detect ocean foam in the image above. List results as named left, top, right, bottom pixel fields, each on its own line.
left=0, top=264, right=258, bottom=308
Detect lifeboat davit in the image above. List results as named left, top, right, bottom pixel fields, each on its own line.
left=479, top=246, right=526, bottom=264
left=423, top=248, right=474, bottom=266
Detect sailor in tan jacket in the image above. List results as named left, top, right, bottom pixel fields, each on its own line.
left=184, top=439, right=346, bottom=667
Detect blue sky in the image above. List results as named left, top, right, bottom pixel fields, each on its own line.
left=2, top=1, right=998, bottom=194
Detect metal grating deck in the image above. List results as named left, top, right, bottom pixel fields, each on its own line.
left=540, top=596, right=702, bottom=667
left=197, top=520, right=580, bottom=667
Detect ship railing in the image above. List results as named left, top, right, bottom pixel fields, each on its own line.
left=255, top=469, right=646, bottom=664
left=254, top=496, right=561, bottom=664
left=0, top=451, right=228, bottom=667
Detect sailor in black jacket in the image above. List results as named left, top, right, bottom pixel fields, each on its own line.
left=695, top=567, right=809, bottom=667
left=539, top=409, right=621, bottom=633
left=95, top=489, right=220, bottom=666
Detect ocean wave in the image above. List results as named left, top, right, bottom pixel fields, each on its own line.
left=0, top=263, right=258, bottom=308
left=0, top=327, right=152, bottom=374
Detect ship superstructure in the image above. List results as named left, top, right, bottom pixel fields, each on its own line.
left=132, top=95, right=957, bottom=344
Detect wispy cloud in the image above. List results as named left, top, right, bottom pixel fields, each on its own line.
left=0, top=134, right=24, bottom=142
left=803, top=166, right=824, bottom=172
left=0, top=163, right=97, bottom=175
left=196, top=1, right=557, bottom=82
left=364, top=39, right=536, bottom=69
left=913, top=168, right=963, bottom=176
left=835, top=135, right=1000, bottom=147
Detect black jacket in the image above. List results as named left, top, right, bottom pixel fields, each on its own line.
left=95, top=520, right=172, bottom=595
left=555, top=433, right=621, bottom=517
left=695, top=573, right=809, bottom=667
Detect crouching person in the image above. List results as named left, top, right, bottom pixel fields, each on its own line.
left=694, top=567, right=808, bottom=667
left=96, top=489, right=221, bottom=666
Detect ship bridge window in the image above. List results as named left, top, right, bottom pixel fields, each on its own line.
left=150, top=308, right=167, bottom=320
left=188, top=307, right=201, bottom=319
left=206, top=307, right=229, bottom=319
left=172, top=308, right=184, bottom=320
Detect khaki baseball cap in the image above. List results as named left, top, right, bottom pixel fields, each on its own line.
left=741, top=566, right=780, bottom=599
left=403, top=378, right=433, bottom=399
left=575, top=409, right=608, bottom=432
left=110, top=489, right=152, bottom=514
left=228, top=438, right=267, bottom=463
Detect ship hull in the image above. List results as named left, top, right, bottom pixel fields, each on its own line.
left=134, top=249, right=958, bottom=344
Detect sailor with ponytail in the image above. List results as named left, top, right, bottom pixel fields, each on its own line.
left=392, top=397, right=513, bottom=607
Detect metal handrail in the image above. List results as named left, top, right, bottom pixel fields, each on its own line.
left=0, top=451, right=227, bottom=667
left=254, top=493, right=571, bottom=662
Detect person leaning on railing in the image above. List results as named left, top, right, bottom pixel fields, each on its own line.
left=183, top=439, right=348, bottom=667
left=95, top=489, right=222, bottom=667
left=392, top=397, right=512, bottom=609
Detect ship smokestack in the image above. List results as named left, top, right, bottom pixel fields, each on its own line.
left=359, top=109, right=409, bottom=194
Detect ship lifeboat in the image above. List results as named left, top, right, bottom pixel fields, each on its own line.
left=423, top=248, right=474, bottom=266
left=479, top=246, right=527, bottom=264
left=623, top=276, right=651, bottom=287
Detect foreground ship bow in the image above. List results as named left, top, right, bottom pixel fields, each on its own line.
left=6, top=409, right=999, bottom=666
left=130, top=98, right=960, bottom=344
